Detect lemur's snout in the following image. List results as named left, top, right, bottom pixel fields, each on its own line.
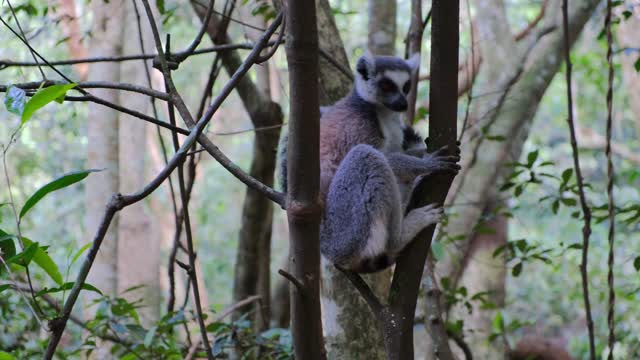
left=386, top=95, right=408, bottom=112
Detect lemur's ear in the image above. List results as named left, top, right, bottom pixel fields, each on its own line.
left=406, top=53, right=420, bottom=74
left=356, top=49, right=376, bottom=81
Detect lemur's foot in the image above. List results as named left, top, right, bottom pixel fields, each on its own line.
left=423, top=143, right=461, bottom=174
left=408, top=203, right=444, bottom=227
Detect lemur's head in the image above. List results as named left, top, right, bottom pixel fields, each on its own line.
left=355, top=50, right=420, bottom=112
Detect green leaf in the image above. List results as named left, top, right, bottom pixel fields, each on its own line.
left=0, top=230, right=16, bottom=260
left=526, top=150, right=539, bottom=168
left=4, top=86, right=27, bottom=115
left=206, top=322, right=226, bottom=333
left=635, top=57, right=640, bottom=73
left=514, top=184, right=524, bottom=197
left=492, top=311, right=505, bottom=333
left=560, top=198, right=577, bottom=207
left=561, top=168, right=573, bottom=184
left=486, top=135, right=506, bottom=141
left=431, top=241, right=445, bottom=261
left=71, top=242, right=92, bottom=266
left=36, top=282, right=103, bottom=297
left=144, top=326, right=158, bottom=347
left=21, top=83, right=76, bottom=124
left=0, top=284, right=11, bottom=294
left=156, top=0, right=166, bottom=14
left=22, top=237, right=63, bottom=285
left=20, top=169, right=100, bottom=219
left=567, top=243, right=583, bottom=250
left=512, top=262, right=522, bottom=277
left=0, top=351, right=16, bottom=360
left=634, top=256, right=640, bottom=272
left=7, top=242, right=39, bottom=267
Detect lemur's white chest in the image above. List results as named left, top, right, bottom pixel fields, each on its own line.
left=377, top=108, right=404, bottom=153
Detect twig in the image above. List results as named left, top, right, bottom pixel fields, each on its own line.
left=0, top=81, right=170, bottom=101
left=561, top=1, right=595, bottom=359
left=446, top=328, right=473, bottom=360
left=604, top=0, right=616, bottom=358
left=0, top=257, right=44, bottom=327
left=5, top=0, right=45, bottom=78
left=277, top=269, right=304, bottom=294
left=514, top=0, right=549, bottom=41
left=174, top=0, right=215, bottom=62
left=0, top=42, right=279, bottom=69
left=256, top=16, right=286, bottom=63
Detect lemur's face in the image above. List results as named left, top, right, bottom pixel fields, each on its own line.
left=355, top=52, right=420, bottom=113
left=376, top=70, right=411, bottom=112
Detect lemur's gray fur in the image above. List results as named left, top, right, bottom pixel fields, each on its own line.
left=280, top=51, right=460, bottom=273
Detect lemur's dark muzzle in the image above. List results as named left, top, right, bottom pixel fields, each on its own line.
left=386, top=95, right=408, bottom=112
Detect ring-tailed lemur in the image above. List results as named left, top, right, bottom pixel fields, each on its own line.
left=280, top=51, right=460, bottom=273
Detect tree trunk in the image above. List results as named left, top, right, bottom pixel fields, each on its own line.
left=56, top=0, right=89, bottom=79
left=316, top=0, right=351, bottom=106
left=449, top=199, right=507, bottom=359
left=116, top=0, right=160, bottom=326
left=284, top=0, right=325, bottom=357
left=368, top=0, right=397, bottom=55
left=84, top=0, right=124, bottom=357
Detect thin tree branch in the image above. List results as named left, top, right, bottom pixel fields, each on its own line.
left=514, top=0, right=549, bottom=41
left=0, top=81, right=170, bottom=101
left=604, top=0, right=616, bottom=358
left=174, top=0, right=215, bottom=62
left=0, top=42, right=280, bottom=69
left=277, top=269, right=304, bottom=294
left=5, top=0, right=45, bottom=78
left=561, top=1, right=595, bottom=358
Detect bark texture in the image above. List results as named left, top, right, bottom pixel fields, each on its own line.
left=284, top=0, right=325, bottom=357
left=316, top=0, right=351, bottom=106
left=84, top=0, right=124, bottom=357
left=368, top=0, right=397, bottom=55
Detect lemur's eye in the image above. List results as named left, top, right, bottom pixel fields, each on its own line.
left=402, top=81, right=411, bottom=94
left=379, top=78, right=396, bottom=93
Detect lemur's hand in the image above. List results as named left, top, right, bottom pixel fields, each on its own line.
left=422, top=142, right=461, bottom=175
